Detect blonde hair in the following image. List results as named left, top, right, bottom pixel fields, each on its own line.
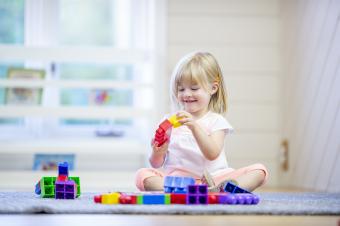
left=170, top=51, right=228, bottom=114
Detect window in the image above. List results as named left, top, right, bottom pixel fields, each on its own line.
left=0, top=0, right=25, bottom=125
left=0, top=0, right=165, bottom=145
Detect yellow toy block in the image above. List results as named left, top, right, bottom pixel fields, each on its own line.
left=168, top=114, right=182, bottom=128
left=102, top=192, right=120, bottom=204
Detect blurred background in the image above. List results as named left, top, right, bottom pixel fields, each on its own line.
left=0, top=0, right=339, bottom=192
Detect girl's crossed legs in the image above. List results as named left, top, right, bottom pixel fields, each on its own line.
left=135, top=163, right=268, bottom=192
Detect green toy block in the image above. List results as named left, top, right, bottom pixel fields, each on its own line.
left=69, top=176, right=81, bottom=197
left=137, top=195, right=143, bottom=204
left=40, top=176, right=56, bottom=198
left=165, top=194, right=170, bottom=204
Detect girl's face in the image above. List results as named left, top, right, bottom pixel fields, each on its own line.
left=177, top=79, right=212, bottom=118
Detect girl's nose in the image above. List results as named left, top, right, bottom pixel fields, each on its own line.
left=183, top=89, right=192, bottom=97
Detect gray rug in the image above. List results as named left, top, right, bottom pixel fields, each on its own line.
left=0, top=192, right=339, bottom=215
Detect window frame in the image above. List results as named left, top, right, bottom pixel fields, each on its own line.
left=0, top=0, right=167, bottom=142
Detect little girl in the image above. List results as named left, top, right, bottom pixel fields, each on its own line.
left=135, top=52, right=268, bottom=192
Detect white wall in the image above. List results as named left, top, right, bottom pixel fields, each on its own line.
left=167, top=0, right=281, bottom=186
left=281, top=0, right=340, bottom=192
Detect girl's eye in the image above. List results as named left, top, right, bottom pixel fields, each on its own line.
left=191, top=87, right=199, bottom=91
left=178, top=88, right=184, bottom=92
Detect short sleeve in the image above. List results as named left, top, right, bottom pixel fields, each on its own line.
left=208, top=113, right=234, bottom=135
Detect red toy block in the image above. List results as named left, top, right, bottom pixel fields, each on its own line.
left=208, top=193, right=220, bottom=204
left=159, top=119, right=172, bottom=131
left=155, top=132, right=165, bottom=140
left=170, top=193, right=186, bottom=204
left=156, top=137, right=168, bottom=147
left=94, top=195, right=102, bottom=203
left=57, top=175, right=68, bottom=181
left=119, top=194, right=137, bottom=204
left=156, top=127, right=165, bottom=135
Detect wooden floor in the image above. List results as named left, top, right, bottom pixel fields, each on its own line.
left=0, top=215, right=339, bottom=226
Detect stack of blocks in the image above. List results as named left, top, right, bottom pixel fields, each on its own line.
left=55, top=162, right=77, bottom=199
left=93, top=176, right=260, bottom=205
left=154, top=114, right=182, bottom=147
left=35, top=162, right=80, bottom=199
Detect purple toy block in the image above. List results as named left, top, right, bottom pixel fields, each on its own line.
left=186, top=184, right=208, bottom=205
left=235, top=194, right=245, bottom=204
left=55, top=180, right=76, bottom=199
left=218, top=194, right=237, bottom=205
left=252, top=195, right=260, bottom=204
left=219, top=193, right=259, bottom=205
left=244, top=194, right=253, bottom=204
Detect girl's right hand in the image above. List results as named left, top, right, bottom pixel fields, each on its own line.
left=151, top=138, right=169, bottom=156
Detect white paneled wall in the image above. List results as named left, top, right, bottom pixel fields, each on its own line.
left=167, top=0, right=281, bottom=186
left=281, top=0, right=340, bottom=192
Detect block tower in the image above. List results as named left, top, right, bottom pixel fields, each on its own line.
left=55, top=162, right=77, bottom=199
left=35, top=162, right=81, bottom=199
left=153, top=114, right=183, bottom=147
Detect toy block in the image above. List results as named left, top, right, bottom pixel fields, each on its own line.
left=119, top=194, right=137, bottom=204
left=40, top=177, right=56, bottom=198
left=142, top=194, right=166, bottom=205
left=164, top=176, right=195, bottom=193
left=55, top=180, right=77, bottom=199
left=234, top=194, right=245, bottom=204
left=159, top=119, right=172, bottom=131
left=137, top=195, right=143, bottom=204
left=168, top=114, right=182, bottom=128
left=94, top=195, right=102, bottom=203
left=186, top=184, right=208, bottom=205
left=155, top=137, right=168, bottom=147
left=244, top=194, right=253, bottom=204
left=57, top=175, right=68, bottom=181
left=223, top=181, right=250, bottom=194
left=165, top=194, right=171, bottom=204
left=234, top=194, right=259, bottom=205
left=58, top=162, right=69, bottom=176
left=35, top=181, right=41, bottom=195
left=35, top=162, right=80, bottom=199
left=102, top=192, right=120, bottom=204
left=69, top=176, right=81, bottom=197
left=252, top=194, right=260, bottom=204
left=218, top=193, right=237, bottom=204
left=218, top=193, right=259, bottom=205
left=170, top=193, right=187, bottom=204
left=208, top=193, right=220, bottom=204
left=156, top=127, right=165, bottom=135
left=155, top=132, right=165, bottom=139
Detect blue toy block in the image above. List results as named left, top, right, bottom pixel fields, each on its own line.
left=186, top=184, right=208, bottom=205
left=164, top=176, right=195, bottom=193
left=35, top=181, right=41, bottom=195
left=223, top=181, right=250, bottom=194
left=142, top=194, right=166, bottom=204
left=58, top=162, right=69, bottom=176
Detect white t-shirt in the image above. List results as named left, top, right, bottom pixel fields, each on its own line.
left=163, top=111, right=233, bottom=177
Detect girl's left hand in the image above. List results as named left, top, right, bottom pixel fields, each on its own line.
left=176, top=111, right=197, bottom=130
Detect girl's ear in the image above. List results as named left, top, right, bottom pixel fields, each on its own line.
left=211, top=82, right=219, bottom=95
